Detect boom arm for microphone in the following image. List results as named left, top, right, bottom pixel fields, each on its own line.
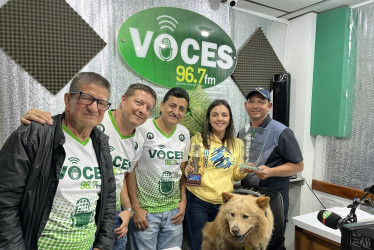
left=317, top=185, right=374, bottom=230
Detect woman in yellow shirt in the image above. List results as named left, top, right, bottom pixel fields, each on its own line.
left=184, top=99, right=249, bottom=250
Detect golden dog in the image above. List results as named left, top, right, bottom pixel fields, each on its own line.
left=202, top=192, right=274, bottom=250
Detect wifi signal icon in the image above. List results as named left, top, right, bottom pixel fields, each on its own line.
left=68, top=157, right=80, bottom=164
left=156, top=15, right=179, bottom=32
left=109, top=146, right=115, bottom=152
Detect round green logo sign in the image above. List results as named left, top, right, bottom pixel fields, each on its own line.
left=118, top=7, right=237, bottom=89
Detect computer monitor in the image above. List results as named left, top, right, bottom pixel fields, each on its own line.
left=340, top=220, right=374, bottom=250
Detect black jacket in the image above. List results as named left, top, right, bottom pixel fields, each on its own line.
left=0, top=113, right=116, bottom=250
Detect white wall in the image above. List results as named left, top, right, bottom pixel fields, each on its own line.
left=285, top=13, right=317, bottom=215
left=284, top=13, right=317, bottom=250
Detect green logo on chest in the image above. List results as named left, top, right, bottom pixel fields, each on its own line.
left=158, top=171, right=174, bottom=195
left=71, top=198, right=94, bottom=228
left=148, top=149, right=183, bottom=159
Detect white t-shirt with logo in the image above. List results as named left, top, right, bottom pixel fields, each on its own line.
left=135, top=119, right=190, bottom=213
left=97, top=110, right=143, bottom=210
left=38, top=125, right=101, bottom=250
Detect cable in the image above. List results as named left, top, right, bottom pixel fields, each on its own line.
left=296, top=174, right=326, bottom=209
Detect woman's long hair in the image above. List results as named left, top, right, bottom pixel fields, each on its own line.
left=202, top=99, right=235, bottom=150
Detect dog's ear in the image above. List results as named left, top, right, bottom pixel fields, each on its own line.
left=256, top=196, right=270, bottom=209
left=222, top=192, right=234, bottom=203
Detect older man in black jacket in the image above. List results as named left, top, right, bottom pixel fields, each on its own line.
left=0, top=72, right=116, bottom=250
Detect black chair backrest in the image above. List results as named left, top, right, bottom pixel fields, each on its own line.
left=234, top=186, right=285, bottom=250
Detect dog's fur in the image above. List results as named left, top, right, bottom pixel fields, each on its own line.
left=202, top=192, right=274, bottom=250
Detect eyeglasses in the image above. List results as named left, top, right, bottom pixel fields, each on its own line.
left=70, top=91, right=111, bottom=111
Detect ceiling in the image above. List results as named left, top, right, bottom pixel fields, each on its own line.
left=234, top=0, right=371, bottom=21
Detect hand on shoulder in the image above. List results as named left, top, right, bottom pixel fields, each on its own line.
left=21, top=108, right=53, bottom=126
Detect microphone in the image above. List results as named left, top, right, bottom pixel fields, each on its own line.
left=317, top=210, right=344, bottom=230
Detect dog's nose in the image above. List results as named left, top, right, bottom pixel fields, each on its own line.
left=231, top=226, right=240, bottom=235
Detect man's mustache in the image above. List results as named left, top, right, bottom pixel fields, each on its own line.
left=170, top=113, right=180, bottom=119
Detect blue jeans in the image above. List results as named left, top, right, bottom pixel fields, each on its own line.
left=133, top=208, right=182, bottom=250
left=185, top=189, right=220, bottom=250
left=113, top=207, right=128, bottom=250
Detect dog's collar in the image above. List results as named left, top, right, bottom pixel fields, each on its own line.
left=242, top=243, right=264, bottom=250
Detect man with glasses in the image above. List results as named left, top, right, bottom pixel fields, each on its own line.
left=18, top=83, right=157, bottom=250
left=0, top=72, right=116, bottom=250
left=238, top=87, right=304, bottom=250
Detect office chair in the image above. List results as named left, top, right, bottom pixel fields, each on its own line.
left=234, top=186, right=285, bottom=250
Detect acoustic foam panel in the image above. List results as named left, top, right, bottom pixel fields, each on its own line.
left=0, top=0, right=106, bottom=94
left=272, top=73, right=290, bottom=127
left=231, top=28, right=286, bottom=97
left=310, top=6, right=356, bottom=137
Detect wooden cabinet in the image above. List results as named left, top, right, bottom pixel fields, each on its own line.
left=295, top=226, right=340, bottom=250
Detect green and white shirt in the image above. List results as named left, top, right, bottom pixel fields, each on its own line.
left=98, top=110, right=143, bottom=210
left=135, top=119, right=190, bottom=213
left=38, top=125, right=101, bottom=250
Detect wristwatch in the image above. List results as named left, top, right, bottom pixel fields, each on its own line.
left=124, top=207, right=134, bottom=218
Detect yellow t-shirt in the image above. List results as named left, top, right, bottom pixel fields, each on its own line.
left=187, top=133, right=246, bottom=204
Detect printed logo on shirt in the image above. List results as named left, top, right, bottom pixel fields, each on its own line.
left=60, top=157, right=101, bottom=191
left=68, top=157, right=80, bottom=164
left=203, top=149, right=209, bottom=168
left=179, top=134, right=185, bottom=141
left=71, top=198, right=95, bottom=228
left=135, top=142, right=138, bottom=150
left=97, top=124, right=105, bottom=132
left=158, top=171, right=174, bottom=195
left=113, top=156, right=131, bottom=171
left=109, top=146, right=115, bottom=152
left=60, top=165, right=101, bottom=180
left=148, top=148, right=184, bottom=160
left=210, top=146, right=234, bottom=169
left=147, top=132, right=154, bottom=139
